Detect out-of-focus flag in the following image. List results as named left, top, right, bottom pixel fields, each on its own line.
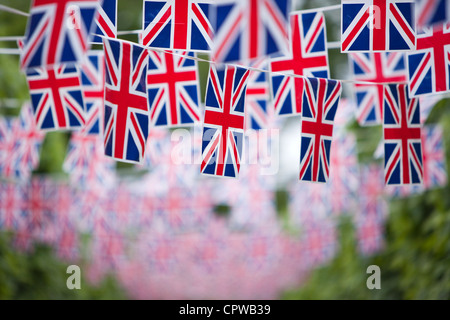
left=341, top=0, right=415, bottom=52
left=270, top=11, right=329, bottom=116
left=142, top=0, right=214, bottom=51
left=147, top=50, right=201, bottom=127
left=407, top=23, right=450, bottom=97
left=20, top=0, right=98, bottom=70
left=349, top=52, right=407, bottom=126
left=91, top=0, right=117, bottom=44
left=416, top=0, right=450, bottom=30
left=212, top=0, right=291, bottom=63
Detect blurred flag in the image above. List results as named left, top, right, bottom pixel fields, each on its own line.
left=147, top=50, right=201, bottom=127
left=91, top=0, right=117, bottom=44
left=20, top=0, right=98, bottom=69
left=407, top=23, right=450, bottom=97
left=142, top=0, right=214, bottom=51
left=212, top=0, right=290, bottom=63
left=26, top=65, right=86, bottom=131
left=341, top=0, right=416, bottom=52
left=349, top=52, right=407, bottom=126
left=80, top=51, right=105, bottom=135
left=416, top=0, right=450, bottom=30
left=270, top=11, right=329, bottom=117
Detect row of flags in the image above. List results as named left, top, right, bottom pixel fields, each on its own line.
left=8, top=0, right=447, bottom=187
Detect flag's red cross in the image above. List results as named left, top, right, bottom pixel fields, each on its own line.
left=202, top=67, right=249, bottom=176
left=271, top=15, right=327, bottom=114
left=413, top=25, right=450, bottom=92
left=148, top=52, right=198, bottom=125
left=104, top=42, right=148, bottom=159
left=384, top=85, right=422, bottom=184
left=28, top=67, right=83, bottom=128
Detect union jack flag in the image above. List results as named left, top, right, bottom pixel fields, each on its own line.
left=147, top=50, right=201, bottom=127
left=270, top=11, right=329, bottom=116
left=384, top=84, right=423, bottom=185
left=0, top=183, right=24, bottom=230
left=142, top=0, right=214, bottom=52
left=407, top=23, right=450, bottom=97
left=244, top=59, right=271, bottom=131
left=302, top=221, right=337, bottom=268
left=416, top=0, right=450, bottom=30
left=0, top=117, right=19, bottom=178
left=26, top=65, right=86, bottom=131
left=20, top=0, right=98, bottom=70
left=212, top=0, right=291, bottom=63
left=341, top=0, right=416, bottom=52
left=350, top=52, right=407, bottom=126
left=91, top=0, right=117, bottom=44
left=103, top=38, right=150, bottom=163
left=201, top=65, right=250, bottom=178
left=299, top=78, right=342, bottom=183
left=64, top=133, right=115, bottom=189
left=355, top=213, right=385, bottom=255
left=80, top=51, right=105, bottom=135
left=422, top=125, right=448, bottom=189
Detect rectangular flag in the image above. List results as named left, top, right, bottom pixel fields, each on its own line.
left=91, top=0, right=117, bottom=44
left=142, top=0, right=214, bottom=51
left=299, top=78, right=342, bottom=183
left=350, top=52, right=407, bottom=125
left=244, top=59, right=271, bottom=131
left=212, top=0, right=291, bottom=63
left=103, top=38, right=150, bottom=163
left=407, top=23, right=450, bottom=97
left=270, top=11, right=329, bottom=117
left=26, top=65, right=86, bottom=131
left=341, top=0, right=416, bottom=52
left=20, top=0, right=98, bottom=70
left=147, top=50, right=201, bottom=127
left=416, top=0, right=450, bottom=30
left=422, top=125, right=448, bottom=189
left=80, top=51, right=105, bottom=135
left=201, top=65, right=250, bottom=178
left=384, top=84, right=423, bottom=185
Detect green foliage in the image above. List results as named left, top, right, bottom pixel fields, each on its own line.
left=284, top=96, right=450, bottom=301
left=0, top=232, right=127, bottom=300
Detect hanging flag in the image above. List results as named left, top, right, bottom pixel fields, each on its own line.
left=142, top=0, right=214, bottom=51
left=147, top=50, right=201, bottom=127
left=63, top=133, right=115, bottom=189
left=383, top=84, right=423, bottom=185
left=270, top=11, right=329, bottom=117
left=20, top=0, right=98, bottom=70
left=0, top=183, right=24, bottom=230
left=355, top=213, right=385, bottom=255
left=416, top=0, right=450, bottom=30
left=350, top=52, right=407, bottom=126
left=81, top=51, right=105, bottom=135
left=26, top=64, right=86, bottom=131
left=422, top=125, right=448, bottom=189
left=341, top=0, right=416, bottom=52
left=201, top=65, right=250, bottom=178
left=91, top=0, right=117, bottom=44
left=0, top=117, right=19, bottom=179
left=299, top=78, right=342, bottom=183
left=212, top=0, right=290, bottom=63
left=103, top=38, right=150, bottom=163
left=244, top=59, right=271, bottom=131
left=407, top=23, right=450, bottom=97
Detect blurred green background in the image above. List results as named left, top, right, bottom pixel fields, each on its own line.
left=0, top=0, right=449, bottom=300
